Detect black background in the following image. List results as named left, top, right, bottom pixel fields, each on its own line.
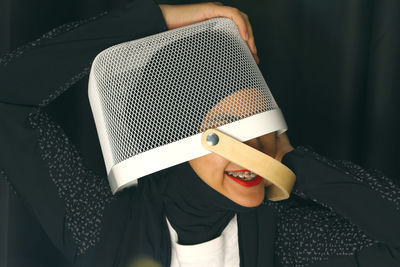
left=0, top=0, right=399, bottom=266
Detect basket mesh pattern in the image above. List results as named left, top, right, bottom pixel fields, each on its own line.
left=90, top=18, right=278, bottom=166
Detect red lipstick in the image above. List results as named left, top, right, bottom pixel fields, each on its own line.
left=225, top=169, right=262, bottom=187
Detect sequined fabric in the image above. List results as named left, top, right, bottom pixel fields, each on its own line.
left=266, top=146, right=400, bottom=267
left=269, top=191, right=377, bottom=266
left=0, top=169, right=18, bottom=196
left=0, top=10, right=111, bottom=255
left=296, top=146, right=400, bottom=211
left=39, top=66, right=91, bottom=107
left=28, top=109, right=114, bottom=254
left=0, top=12, right=107, bottom=67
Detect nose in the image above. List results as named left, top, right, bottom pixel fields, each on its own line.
left=243, top=133, right=277, bottom=157
left=244, top=137, right=263, bottom=151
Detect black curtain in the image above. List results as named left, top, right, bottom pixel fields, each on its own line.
left=1, top=0, right=399, bottom=266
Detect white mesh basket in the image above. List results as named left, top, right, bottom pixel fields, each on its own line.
left=88, top=18, right=287, bottom=193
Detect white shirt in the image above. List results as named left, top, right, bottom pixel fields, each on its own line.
left=167, top=215, right=240, bottom=267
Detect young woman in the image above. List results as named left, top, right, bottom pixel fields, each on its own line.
left=1, top=1, right=399, bottom=267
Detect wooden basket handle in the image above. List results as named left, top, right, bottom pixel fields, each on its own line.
left=201, top=129, right=296, bottom=201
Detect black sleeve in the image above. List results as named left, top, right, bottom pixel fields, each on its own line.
left=0, top=0, right=167, bottom=106
left=0, top=0, right=166, bottom=262
left=282, top=146, right=400, bottom=266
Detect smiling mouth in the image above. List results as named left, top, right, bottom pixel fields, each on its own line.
left=225, top=169, right=262, bottom=187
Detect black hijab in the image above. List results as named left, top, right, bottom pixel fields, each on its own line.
left=116, top=161, right=277, bottom=267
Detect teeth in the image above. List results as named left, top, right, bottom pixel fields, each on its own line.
left=244, top=172, right=253, bottom=178
left=226, top=171, right=257, bottom=181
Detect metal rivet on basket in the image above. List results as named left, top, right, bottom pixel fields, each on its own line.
left=206, top=133, right=219, bottom=146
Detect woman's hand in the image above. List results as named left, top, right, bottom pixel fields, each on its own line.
left=274, top=132, right=294, bottom=162
left=159, top=2, right=259, bottom=64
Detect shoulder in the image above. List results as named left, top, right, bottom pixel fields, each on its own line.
left=267, top=192, right=377, bottom=267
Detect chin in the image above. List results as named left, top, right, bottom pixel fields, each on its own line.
left=234, top=192, right=265, bottom=207
left=224, top=180, right=266, bottom=207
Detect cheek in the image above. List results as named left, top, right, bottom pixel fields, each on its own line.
left=259, top=133, right=277, bottom=156
left=189, top=153, right=230, bottom=188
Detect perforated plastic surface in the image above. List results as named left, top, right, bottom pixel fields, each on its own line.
left=89, top=18, right=284, bottom=189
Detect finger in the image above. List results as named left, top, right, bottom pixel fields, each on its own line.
left=254, top=53, right=260, bottom=64
left=241, top=12, right=256, bottom=53
left=207, top=5, right=249, bottom=41
left=240, top=11, right=258, bottom=61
